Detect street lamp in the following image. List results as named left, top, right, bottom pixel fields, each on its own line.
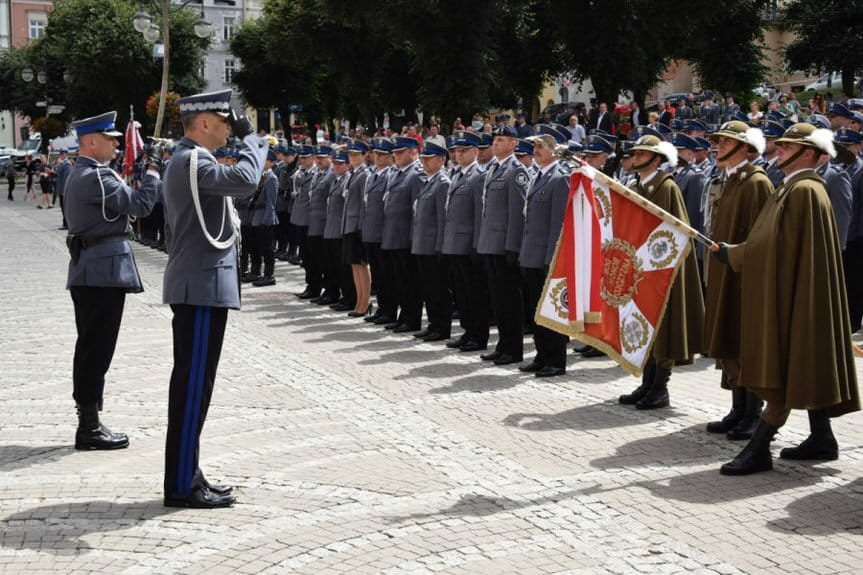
left=134, top=1, right=213, bottom=138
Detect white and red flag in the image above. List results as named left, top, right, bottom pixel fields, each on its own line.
left=535, top=165, right=704, bottom=375
left=123, top=117, right=144, bottom=179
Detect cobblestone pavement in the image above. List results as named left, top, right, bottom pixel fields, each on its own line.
left=1, top=198, right=863, bottom=575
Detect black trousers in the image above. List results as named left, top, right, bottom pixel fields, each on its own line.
left=251, top=225, right=276, bottom=277
left=305, top=234, right=325, bottom=295
left=59, top=193, right=67, bottom=227
left=365, top=242, right=391, bottom=315
left=165, top=304, right=228, bottom=498
left=484, top=254, right=524, bottom=357
left=275, top=211, right=289, bottom=253
left=323, top=238, right=343, bottom=299
left=449, top=254, right=490, bottom=344
left=294, top=225, right=308, bottom=263
left=522, top=266, right=569, bottom=368
left=385, top=249, right=423, bottom=328
left=239, top=225, right=253, bottom=275
left=71, top=286, right=126, bottom=407
left=416, top=254, right=452, bottom=336
left=845, top=241, right=863, bottom=332
left=7, top=176, right=14, bottom=198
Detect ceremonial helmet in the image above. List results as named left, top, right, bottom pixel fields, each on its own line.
left=775, top=123, right=837, bottom=158
left=709, top=120, right=765, bottom=154
left=630, top=135, right=677, bottom=166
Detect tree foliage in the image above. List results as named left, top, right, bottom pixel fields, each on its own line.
left=0, top=0, right=208, bottom=135
left=782, top=0, right=863, bottom=96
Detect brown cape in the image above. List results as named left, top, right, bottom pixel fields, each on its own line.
left=703, top=163, right=773, bottom=359
left=727, top=169, right=860, bottom=416
left=638, top=173, right=704, bottom=364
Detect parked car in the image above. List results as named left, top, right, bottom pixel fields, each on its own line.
left=804, top=72, right=860, bottom=92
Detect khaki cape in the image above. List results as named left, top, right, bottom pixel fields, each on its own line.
left=637, top=173, right=704, bottom=364
left=703, top=163, right=773, bottom=359
left=727, top=169, right=860, bottom=416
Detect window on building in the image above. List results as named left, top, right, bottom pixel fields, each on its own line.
left=223, top=16, right=235, bottom=42
left=224, top=58, right=236, bottom=84
left=28, top=13, right=47, bottom=40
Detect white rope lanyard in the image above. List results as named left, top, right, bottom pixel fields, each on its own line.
left=190, top=147, right=237, bottom=250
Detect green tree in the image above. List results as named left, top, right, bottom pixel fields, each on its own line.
left=782, top=0, right=863, bottom=96
left=683, top=0, right=768, bottom=102
left=0, top=0, right=208, bottom=135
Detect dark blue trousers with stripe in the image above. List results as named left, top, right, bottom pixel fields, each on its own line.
left=164, top=304, right=228, bottom=498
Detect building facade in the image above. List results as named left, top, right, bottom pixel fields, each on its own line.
left=0, top=0, right=12, bottom=147
left=6, top=0, right=52, bottom=146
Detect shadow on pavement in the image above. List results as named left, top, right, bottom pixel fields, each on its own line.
left=767, top=476, right=863, bottom=535
left=359, top=349, right=449, bottom=366
left=589, top=424, right=730, bottom=470
left=429, top=374, right=527, bottom=394
left=1, top=500, right=181, bottom=555
left=395, top=361, right=487, bottom=381
left=336, top=339, right=418, bottom=353
left=503, top=400, right=683, bottom=432
left=0, top=445, right=76, bottom=473
left=307, top=330, right=385, bottom=343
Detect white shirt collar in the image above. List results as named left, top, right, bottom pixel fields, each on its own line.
left=783, top=168, right=810, bottom=184
left=724, top=159, right=748, bottom=177
left=539, top=160, right=559, bottom=177
left=640, top=170, right=660, bottom=186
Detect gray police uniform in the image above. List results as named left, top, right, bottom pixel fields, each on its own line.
left=323, top=171, right=353, bottom=303
left=305, top=167, right=335, bottom=297
left=274, top=161, right=294, bottom=255
left=56, top=158, right=73, bottom=228
left=765, top=157, right=784, bottom=188
left=443, top=162, right=490, bottom=346
left=361, top=166, right=393, bottom=317
left=519, top=161, right=571, bottom=370
left=162, top=124, right=266, bottom=501
left=845, top=156, right=863, bottom=331
left=382, top=162, right=425, bottom=328
left=250, top=168, right=279, bottom=278
left=412, top=170, right=451, bottom=336
left=819, top=162, right=853, bottom=249
left=477, top=154, right=530, bottom=359
left=341, top=166, right=368, bottom=264
left=66, top=156, right=161, bottom=409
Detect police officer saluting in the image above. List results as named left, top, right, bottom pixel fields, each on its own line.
left=65, top=111, right=161, bottom=450
left=161, top=89, right=266, bottom=508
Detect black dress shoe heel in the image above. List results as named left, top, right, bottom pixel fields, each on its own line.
left=164, top=486, right=236, bottom=509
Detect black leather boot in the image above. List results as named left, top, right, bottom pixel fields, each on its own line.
left=706, top=387, right=746, bottom=434
left=726, top=391, right=763, bottom=440
left=619, top=361, right=656, bottom=405
left=779, top=410, right=839, bottom=461
left=635, top=365, right=671, bottom=410
left=720, top=419, right=777, bottom=475
left=75, top=403, right=129, bottom=450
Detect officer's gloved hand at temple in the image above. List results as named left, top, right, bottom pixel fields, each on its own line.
left=228, top=109, right=254, bottom=140
left=505, top=250, right=519, bottom=267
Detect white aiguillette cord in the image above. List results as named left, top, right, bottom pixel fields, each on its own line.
left=190, top=147, right=238, bottom=250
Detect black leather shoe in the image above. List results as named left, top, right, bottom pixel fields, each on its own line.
left=393, top=323, right=420, bottom=333
left=331, top=302, right=353, bottom=311
left=619, top=362, right=656, bottom=405
left=779, top=434, right=838, bottom=461
left=446, top=337, right=467, bottom=349
left=74, top=403, right=129, bottom=450
left=720, top=420, right=776, bottom=476
left=75, top=423, right=130, bottom=450
left=363, top=312, right=381, bottom=322
left=241, top=273, right=261, bottom=284
left=316, top=295, right=338, bottom=306
left=164, top=486, right=236, bottom=509
left=518, top=361, right=544, bottom=373
left=413, top=329, right=433, bottom=339
left=459, top=341, right=487, bottom=352
left=251, top=276, right=276, bottom=287
left=481, top=351, right=502, bottom=361
left=535, top=366, right=566, bottom=378
left=373, top=315, right=396, bottom=325
left=493, top=354, right=522, bottom=365
left=422, top=332, right=448, bottom=342
left=579, top=346, right=605, bottom=358
left=383, top=321, right=401, bottom=330
left=204, top=482, right=233, bottom=496
left=288, top=256, right=302, bottom=265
